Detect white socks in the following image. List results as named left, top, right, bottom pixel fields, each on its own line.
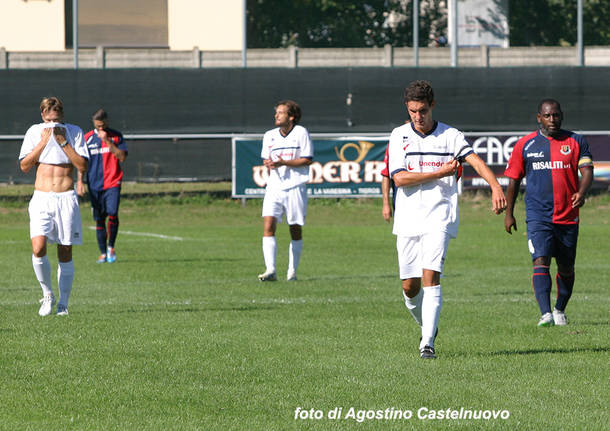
left=262, top=236, right=277, bottom=273
left=263, top=237, right=304, bottom=275
left=57, top=261, right=74, bottom=308
left=403, top=288, right=423, bottom=326
left=288, top=239, right=303, bottom=273
left=32, top=254, right=53, bottom=296
left=32, top=255, right=74, bottom=308
left=420, top=285, right=442, bottom=349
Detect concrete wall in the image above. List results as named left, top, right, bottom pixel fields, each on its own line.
left=0, top=0, right=65, bottom=51
left=1, top=46, right=608, bottom=69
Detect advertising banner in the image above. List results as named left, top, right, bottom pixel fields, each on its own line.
left=232, top=133, right=610, bottom=198
left=233, top=136, right=389, bottom=198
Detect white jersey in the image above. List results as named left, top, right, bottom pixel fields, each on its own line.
left=389, top=121, right=473, bottom=238
left=261, top=124, right=313, bottom=191
left=19, top=122, right=88, bottom=164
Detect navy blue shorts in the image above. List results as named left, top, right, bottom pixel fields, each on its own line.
left=89, top=187, right=121, bottom=221
left=526, top=220, right=579, bottom=266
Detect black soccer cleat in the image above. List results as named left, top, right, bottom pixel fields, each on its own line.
left=420, top=345, right=436, bottom=359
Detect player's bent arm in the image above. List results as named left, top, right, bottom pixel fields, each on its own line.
left=61, top=144, right=88, bottom=173
left=393, top=170, right=439, bottom=187
left=20, top=130, right=53, bottom=173
left=465, top=153, right=507, bottom=214
left=276, top=157, right=313, bottom=168
left=104, top=138, right=127, bottom=162
left=20, top=144, right=47, bottom=172
left=20, top=152, right=41, bottom=173
left=393, top=160, right=458, bottom=187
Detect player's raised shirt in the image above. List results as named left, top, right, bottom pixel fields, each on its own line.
left=85, top=128, right=128, bottom=191
left=261, top=124, right=313, bottom=191
left=504, top=129, right=592, bottom=224
left=19, top=122, right=88, bottom=164
left=389, top=121, right=473, bottom=238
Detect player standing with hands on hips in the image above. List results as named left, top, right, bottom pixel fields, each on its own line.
left=77, top=109, right=128, bottom=263
left=19, top=97, right=89, bottom=316
left=258, top=100, right=313, bottom=282
left=389, top=81, right=506, bottom=359
left=504, top=99, right=593, bottom=327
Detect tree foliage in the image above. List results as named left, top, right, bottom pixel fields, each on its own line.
left=247, top=0, right=609, bottom=48
left=247, top=0, right=447, bottom=48
left=509, top=0, right=610, bottom=46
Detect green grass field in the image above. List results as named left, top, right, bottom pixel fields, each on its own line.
left=1, top=186, right=608, bottom=430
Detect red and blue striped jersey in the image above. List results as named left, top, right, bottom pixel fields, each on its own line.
left=504, top=129, right=593, bottom=224
left=85, top=128, right=128, bottom=191
left=381, top=143, right=390, bottom=177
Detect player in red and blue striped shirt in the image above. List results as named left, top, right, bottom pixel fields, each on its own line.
left=504, top=99, right=593, bottom=327
left=77, top=109, right=128, bottom=263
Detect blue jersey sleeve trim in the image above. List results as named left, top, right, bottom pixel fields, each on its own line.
left=390, top=168, right=406, bottom=178
left=457, top=149, right=474, bottom=161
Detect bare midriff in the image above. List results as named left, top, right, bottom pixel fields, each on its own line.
left=34, top=163, right=75, bottom=193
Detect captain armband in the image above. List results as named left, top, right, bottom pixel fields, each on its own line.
left=578, top=157, right=593, bottom=168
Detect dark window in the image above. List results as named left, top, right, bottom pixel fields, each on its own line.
left=66, top=0, right=168, bottom=48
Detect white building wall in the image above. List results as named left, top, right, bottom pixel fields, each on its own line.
left=168, top=0, right=243, bottom=51
left=0, top=0, right=65, bottom=51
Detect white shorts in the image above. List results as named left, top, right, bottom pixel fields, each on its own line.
left=396, top=231, right=451, bottom=279
left=262, top=184, right=308, bottom=226
left=29, top=190, right=83, bottom=245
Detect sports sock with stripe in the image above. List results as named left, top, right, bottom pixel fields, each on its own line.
left=555, top=272, right=575, bottom=312
left=108, top=215, right=119, bottom=248
left=532, top=265, right=552, bottom=315
left=96, top=219, right=107, bottom=254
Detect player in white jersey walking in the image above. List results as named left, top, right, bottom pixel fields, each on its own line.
left=258, top=100, right=314, bottom=281
left=19, top=97, right=89, bottom=316
left=388, top=81, right=506, bottom=358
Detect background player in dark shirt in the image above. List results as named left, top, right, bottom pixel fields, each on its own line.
left=504, top=99, right=593, bottom=327
left=77, top=109, right=128, bottom=263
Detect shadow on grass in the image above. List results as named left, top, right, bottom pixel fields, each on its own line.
left=207, top=305, right=279, bottom=312
left=305, top=274, right=396, bottom=282
left=576, top=320, right=610, bottom=326
left=483, top=346, right=610, bottom=356
left=0, top=287, right=31, bottom=292
left=116, top=304, right=279, bottom=314
left=114, top=257, right=244, bottom=264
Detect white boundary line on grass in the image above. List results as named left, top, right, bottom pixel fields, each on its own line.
left=87, top=226, right=183, bottom=241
